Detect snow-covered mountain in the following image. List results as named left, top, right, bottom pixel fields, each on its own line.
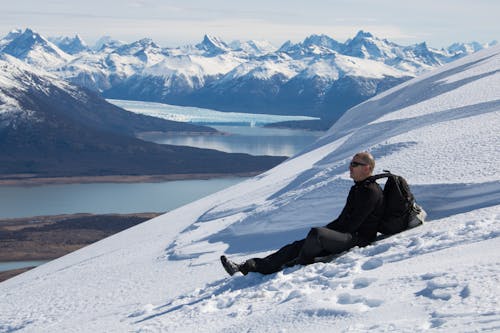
left=1, top=43, right=498, bottom=332
left=49, top=34, right=89, bottom=55
left=1, top=28, right=495, bottom=126
left=0, top=28, right=72, bottom=68
left=229, top=39, right=278, bottom=55
left=447, top=40, right=498, bottom=56
left=92, top=35, right=125, bottom=51
left=195, top=35, right=232, bottom=56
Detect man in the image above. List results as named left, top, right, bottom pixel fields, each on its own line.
left=220, top=152, right=384, bottom=276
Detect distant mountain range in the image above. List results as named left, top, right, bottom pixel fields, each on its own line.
left=0, top=54, right=285, bottom=179
left=1, top=28, right=496, bottom=128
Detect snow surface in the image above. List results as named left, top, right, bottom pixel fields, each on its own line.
left=1, top=46, right=499, bottom=333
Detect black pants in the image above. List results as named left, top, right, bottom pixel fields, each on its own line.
left=240, top=227, right=356, bottom=275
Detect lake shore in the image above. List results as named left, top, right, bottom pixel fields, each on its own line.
left=0, top=172, right=260, bottom=186
left=0, top=212, right=163, bottom=282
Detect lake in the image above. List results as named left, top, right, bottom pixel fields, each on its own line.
left=0, top=177, right=246, bottom=219
left=138, top=125, right=323, bottom=156
left=0, top=260, right=49, bottom=272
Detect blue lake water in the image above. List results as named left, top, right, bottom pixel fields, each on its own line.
left=138, top=125, right=323, bottom=156
left=0, top=177, right=246, bottom=219
left=0, top=260, right=49, bottom=272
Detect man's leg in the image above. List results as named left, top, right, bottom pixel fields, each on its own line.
left=221, top=239, right=305, bottom=276
left=242, top=239, right=305, bottom=275
left=298, top=227, right=355, bottom=264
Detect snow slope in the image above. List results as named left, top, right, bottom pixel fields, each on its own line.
left=1, top=46, right=499, bottom=333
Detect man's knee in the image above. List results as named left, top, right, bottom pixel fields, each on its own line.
left=307, top=227, right=320, bottom=240
left=316, top=228, right=353, bottom=253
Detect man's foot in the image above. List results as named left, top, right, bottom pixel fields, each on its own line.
left=220, top=255, right=240, bottom=276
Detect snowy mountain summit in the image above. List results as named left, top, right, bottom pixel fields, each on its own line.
left=1, top=46, right=499, bottom=332
left=196, top=34, right=231, bottom=56
left=49, top=34, right=89, bottom=55
left=1, top=28, right=71, bottom=68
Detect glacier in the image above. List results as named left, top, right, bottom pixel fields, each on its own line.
left=0, top=44, right=499, bottom=332
left=108, top=98, right=319, bottom=125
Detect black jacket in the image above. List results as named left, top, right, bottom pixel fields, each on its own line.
left=326, top=178, right=384, bottom=246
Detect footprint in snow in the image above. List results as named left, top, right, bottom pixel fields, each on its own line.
left=361, top=258, right=383, bottom=270
left=336, top=293, right=383, bottom=308
left=352, top=277, right=376, bottom=289
left=415, top=274, right=470, bottom=301
left=363, top=243, right=392, bottom=256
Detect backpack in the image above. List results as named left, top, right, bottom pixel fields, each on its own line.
left=370, top=170, right=426, bottom=235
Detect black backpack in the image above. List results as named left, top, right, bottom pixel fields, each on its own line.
left=370, top=170, right=425, bottom=235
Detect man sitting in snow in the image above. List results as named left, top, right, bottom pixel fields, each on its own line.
left=221, top=151, right=384, bottom=276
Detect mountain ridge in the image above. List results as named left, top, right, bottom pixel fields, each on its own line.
left=2, top=28, right=496, bottom=127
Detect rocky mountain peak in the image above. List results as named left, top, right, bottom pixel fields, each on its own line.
left=196, top=34, right=230, bottom=55
left=49, top=34, right=89, bottom=55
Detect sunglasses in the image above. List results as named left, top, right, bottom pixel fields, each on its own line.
left=350, top=161, right=368, bottom=168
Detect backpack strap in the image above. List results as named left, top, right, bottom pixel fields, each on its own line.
left=367, top=170, right=393, bottom=182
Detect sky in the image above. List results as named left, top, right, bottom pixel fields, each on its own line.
left=1, top=0, right=498, bottom=49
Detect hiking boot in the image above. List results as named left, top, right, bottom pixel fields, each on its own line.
left=220, top=255, right=241, bottom=276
